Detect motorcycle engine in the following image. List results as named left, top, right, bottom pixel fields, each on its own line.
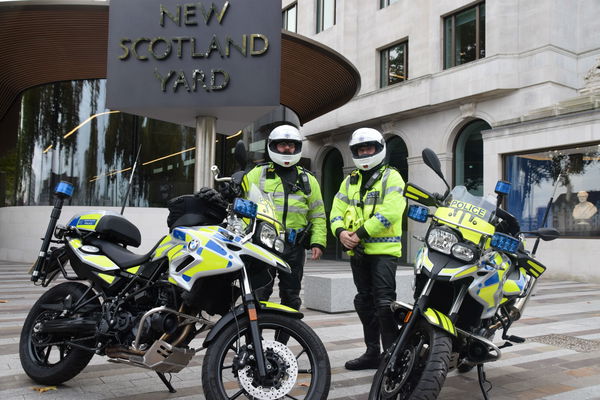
left=103, top=283, right=181, bottom=348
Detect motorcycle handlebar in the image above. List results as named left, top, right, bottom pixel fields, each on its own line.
left=211, top=165, right=232, bottom=182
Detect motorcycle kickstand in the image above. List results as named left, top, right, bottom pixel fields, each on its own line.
left=156, top=371, right=177, bottom=393
left=477, top=364, right=492, bottom=400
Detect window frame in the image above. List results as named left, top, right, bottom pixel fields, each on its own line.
left=380, top=0, right=400, bottom=9
left=282, top=2, right=298, bottom=33
left=316, top=0, right=336, bottom=33
left=379, top=40, right=409, bottom=88
left=443, top=1, right=485, bottom=69
left=503, top=141, right=600, bottom=239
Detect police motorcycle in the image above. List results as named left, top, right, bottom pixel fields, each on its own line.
left=20, top=143, right=331, bottom=400
left=369, top=148, right=559, bottom=400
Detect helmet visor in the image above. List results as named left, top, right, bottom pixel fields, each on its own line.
left=350, top=141, right=383, bottom=159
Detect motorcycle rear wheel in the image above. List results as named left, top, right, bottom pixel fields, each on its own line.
left=369, top=319, right=452, bottom=400
left=202, top=313, right=330, bottom=400
left=19, top=282, right=99, bottom=385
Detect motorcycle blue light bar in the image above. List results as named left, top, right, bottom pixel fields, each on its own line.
left=54, top=181, right=74, bottom=198
left=495, top=180, right=511, bottom=196
left=233, top=198, right=257, bottom=219
left=407, top=204, right=429, bottom=223
left=490, top=232, right=519, bottom=253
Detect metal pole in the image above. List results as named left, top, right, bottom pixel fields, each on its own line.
left=194, top=116, right=217, bottom=191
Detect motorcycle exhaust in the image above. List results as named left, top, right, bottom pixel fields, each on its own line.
left=37, top=317, right=97, bottom=334
left=457, top=328, right=501, bottom=363
left=489, top=276, right=539, bottom=331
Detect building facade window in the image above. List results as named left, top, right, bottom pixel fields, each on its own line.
left=444, top=2, right=485, bottom=69
left=282, top=2, right=297, bottom=33
left=380, top=41, right=408, bottom=88
left=454, top=119, right=488, bottom=196
left=380, top=0, right=400, bottom=8
left=316, top=0, right=335, bottom=33
left=505, top=143, right=600, bottom=238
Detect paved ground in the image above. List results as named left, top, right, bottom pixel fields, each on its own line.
left=1, top=259, right=600, bottom=400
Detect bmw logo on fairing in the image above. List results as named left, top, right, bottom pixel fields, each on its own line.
left=188, top=240, right=200, bottom=251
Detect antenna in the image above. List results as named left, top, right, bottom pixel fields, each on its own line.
left=531, top=168, right=563, bottom=255
left=120, top=144, right=142, bottom=215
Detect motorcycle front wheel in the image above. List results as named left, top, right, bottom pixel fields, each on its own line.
left=369, top=319, right=451, bottom=400
left=202, top=313, right=330, bottom=400
left=19, top=282, right=100, bottom=385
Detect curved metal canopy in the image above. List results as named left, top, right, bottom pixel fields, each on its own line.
left=0, top=3, right=360, bottom=127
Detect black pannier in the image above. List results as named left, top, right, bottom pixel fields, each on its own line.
left=167, top=187, right=228, bottom=231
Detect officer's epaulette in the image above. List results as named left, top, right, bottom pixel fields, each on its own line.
left=298, top=166, right=316, bottom=177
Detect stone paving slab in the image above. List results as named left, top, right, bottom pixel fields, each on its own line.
left=1, top=260, right=600, bottom=399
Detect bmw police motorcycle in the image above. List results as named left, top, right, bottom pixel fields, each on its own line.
left=19, top=144, right=330, bottom=400
left=369, top=149, right=559, bottom=400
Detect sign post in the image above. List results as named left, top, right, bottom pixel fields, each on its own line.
left=106, top=0, right=281, bottom=189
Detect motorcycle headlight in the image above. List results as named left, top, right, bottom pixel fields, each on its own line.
left=426, top=227, right=459, bottom=255
left=451, top=242, right=478, bottom=262
left=258, top=223, right=277, bottom=248
left=274, top=239, right=285, bottom=253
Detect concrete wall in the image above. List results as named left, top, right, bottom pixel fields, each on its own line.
left=0, top=206, right=169, bottom=263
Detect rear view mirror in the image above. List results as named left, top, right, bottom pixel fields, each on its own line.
left=234, top=140, right=247, bottom=171
left=422, top=148, right=450, bottom=191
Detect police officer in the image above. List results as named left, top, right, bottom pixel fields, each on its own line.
left=330, top=127, right=406, bottom=370
left=242, top=124, right=327, bottom=310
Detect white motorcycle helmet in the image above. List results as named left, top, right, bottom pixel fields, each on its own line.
left=349, top=128, right=386, bottom=171
left=267, top=125, right=303, bottom=167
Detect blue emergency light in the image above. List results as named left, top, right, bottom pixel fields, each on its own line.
left=54, top=181, right=74, bottom=199
left=495, top=180, right=511, bottom=196
left=233, top=198, right=257, bottom=219
left=407, top=204, right=429, bottom=223
left=490, top=232, right=520, bottom=253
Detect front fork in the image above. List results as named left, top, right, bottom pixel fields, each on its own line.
left=239, top=267, right=268, bottom=379
left=386, top=279, right=434, bottom=373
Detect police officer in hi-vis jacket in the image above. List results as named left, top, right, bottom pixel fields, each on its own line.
left=242, top=125, right=327, bottom=311
left=330, top=127, right=406, bottom=370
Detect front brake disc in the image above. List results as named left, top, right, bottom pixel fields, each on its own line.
left=237, top=339, right=298, bottom=400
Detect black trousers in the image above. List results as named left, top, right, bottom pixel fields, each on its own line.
left=351, top=253, right=400, bottom=353
left=256, top=245, right=306, bottom=311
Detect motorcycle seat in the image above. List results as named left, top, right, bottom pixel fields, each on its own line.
left=95, top=214, right=142, bottom=248
left=87, top=236, right=165, bottom=269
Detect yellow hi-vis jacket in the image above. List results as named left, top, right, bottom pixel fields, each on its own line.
left=241, top=163, right=327, bottom=249
left=330, top=165, right=406, bottom=257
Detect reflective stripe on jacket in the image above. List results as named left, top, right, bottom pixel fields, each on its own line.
left=242, top=163, right=327, bottom=248
left=330, top=165, right=406, bottom=257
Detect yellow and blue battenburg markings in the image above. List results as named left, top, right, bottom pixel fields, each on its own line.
left=68, top=212, right=106, bottom=231
left=524, top=259, right=546, bottom=278
left=433, top=206, right=495, bottom=245
left=404, top=185, right=431, bottom=202
left=423, top=308, right=456, bottom=336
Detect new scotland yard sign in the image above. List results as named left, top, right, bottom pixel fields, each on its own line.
left=106, top=0, right=281, bottom=133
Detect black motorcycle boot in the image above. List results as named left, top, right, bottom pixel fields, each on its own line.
left=378, top=311, right=400, bottom=352
left=344, top=347, right=382, bottom=370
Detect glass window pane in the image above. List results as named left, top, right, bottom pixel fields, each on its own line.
left=444, top=17, right=453, bottom=69
left=381, top=42, right=407, bottom=88
left=444, top=2, right=485, bottom=69
left=455, top=8, right=477, bottom=65
left=323, top=0, right=335, bottom=30
left=283, top=4, right=297, bottom=32
left=287, top=5, right=297, bottom=32
left=12, top=79, right=195, bottom=208
left=455, top=120, right=488, bottom=196
left=505, top=144, right=600, bottom=237
left=479, top=3, right=486, bottom=59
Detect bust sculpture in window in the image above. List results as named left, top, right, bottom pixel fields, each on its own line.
left=572, top=191, right=597, bottom=224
